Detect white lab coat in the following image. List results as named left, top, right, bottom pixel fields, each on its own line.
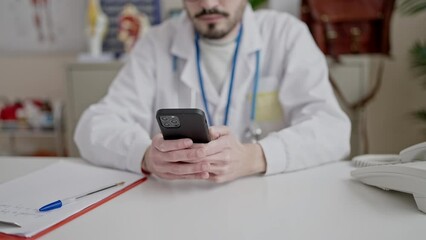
left=74, top=6, right=351, bottom=176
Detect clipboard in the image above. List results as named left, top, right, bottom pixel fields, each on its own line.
left=0, top=161, right=147, bottom=239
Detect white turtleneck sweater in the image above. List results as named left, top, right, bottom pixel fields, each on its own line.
left=198, top=38, right=236, bottom=94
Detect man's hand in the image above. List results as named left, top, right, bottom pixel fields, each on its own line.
left=142, top=134, right=210, bottom=180
left=203, top=126, right=267, bottom=183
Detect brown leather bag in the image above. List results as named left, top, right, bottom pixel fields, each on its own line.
left=301, top=0, right=395, bottom=58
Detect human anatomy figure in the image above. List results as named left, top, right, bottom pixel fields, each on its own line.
left=31, top=0, right=55, bottom=43
left=117, top=4, right=151, bottom=53
left=86, top=0, right=108, bottom=57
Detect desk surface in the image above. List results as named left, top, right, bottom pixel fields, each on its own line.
left=1, top=157, right=425, bottom=240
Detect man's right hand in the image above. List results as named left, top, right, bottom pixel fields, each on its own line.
left=141, top=134, right=210, bottom=180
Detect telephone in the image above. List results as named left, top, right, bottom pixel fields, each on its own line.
left=351, top=142, right=426, bottom=213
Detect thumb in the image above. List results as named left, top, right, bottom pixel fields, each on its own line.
left=209, top=126, right=230, bottom=140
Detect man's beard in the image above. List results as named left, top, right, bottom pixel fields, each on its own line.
left=192, top=3, right=246, bottom=39
left=200, top=21, right=238, bottom=39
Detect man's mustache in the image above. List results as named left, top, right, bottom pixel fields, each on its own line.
left=195, top=8, right=229, bottom=18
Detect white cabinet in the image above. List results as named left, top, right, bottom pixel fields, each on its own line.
left=66, top=63, right=123, bottom=157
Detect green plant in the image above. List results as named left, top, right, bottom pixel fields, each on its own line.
left=410, top=41, right=426, bottom=87
left=399, top=0, right=426, bottom=15
left=399, top=0, right=426, bottom=127
left=249, top=0, right=268, bottom=10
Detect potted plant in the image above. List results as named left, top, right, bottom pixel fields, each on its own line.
left=399, top=0, right=426, bottom=131
left=249, top=0, right=268, bottom=9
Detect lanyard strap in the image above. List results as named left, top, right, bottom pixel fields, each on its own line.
left=194, top=24, right=260, bottom=126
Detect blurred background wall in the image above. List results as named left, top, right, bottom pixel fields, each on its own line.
left=0, top=0, right=425, bottom=155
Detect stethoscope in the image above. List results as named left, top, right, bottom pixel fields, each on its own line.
left=174, top=24, right=262, bottom=142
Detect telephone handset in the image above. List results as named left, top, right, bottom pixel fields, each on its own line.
left=352, top=142, right=426, bottom=167
left=351, top=142, right=426, bottom=213
left=400, top=141, right=426, bottom=163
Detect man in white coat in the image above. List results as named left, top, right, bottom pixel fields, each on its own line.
left=75, top=0, right=351, bottom=183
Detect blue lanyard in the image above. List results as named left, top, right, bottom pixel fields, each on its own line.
left=194, top=24, right=260, bottom=126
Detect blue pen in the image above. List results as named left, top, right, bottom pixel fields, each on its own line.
left=39, top=181, right=125, bottom=212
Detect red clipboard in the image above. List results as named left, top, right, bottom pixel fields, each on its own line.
left=0, top=177, right=147, bottom=240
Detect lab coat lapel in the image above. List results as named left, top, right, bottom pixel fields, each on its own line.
left=227, top=6, right=263, bottom=106
left=171, top=15, right=220, bottom=106
left=171, top=16, right=197, bottom=92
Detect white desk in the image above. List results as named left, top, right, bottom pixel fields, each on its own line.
left=1, top=157, right=425, bottom=240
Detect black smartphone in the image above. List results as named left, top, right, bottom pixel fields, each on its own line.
left=156, top=108, right=210, bottom=143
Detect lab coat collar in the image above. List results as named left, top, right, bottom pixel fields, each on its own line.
left=171, top=13, right=195, bottom=60
left=240, top=5, right=263, bottom=54
left=171, top=5, right=263, bottom=109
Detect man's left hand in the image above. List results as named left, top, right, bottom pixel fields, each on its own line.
left=201, top=126, right=266, bottom=183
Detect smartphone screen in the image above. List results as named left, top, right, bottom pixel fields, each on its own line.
left=156, top=108, right=210, bottom=143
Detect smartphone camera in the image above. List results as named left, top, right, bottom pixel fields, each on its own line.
left=159, top=115, right=180, bottom=128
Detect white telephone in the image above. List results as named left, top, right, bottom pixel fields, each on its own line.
left=351, top=142, right=426, bottom=213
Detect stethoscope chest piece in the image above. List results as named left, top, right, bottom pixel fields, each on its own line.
left=245, top=122, right=262, bottom=143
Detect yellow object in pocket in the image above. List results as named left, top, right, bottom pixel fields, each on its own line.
left=251, top=91, right=283, bottom=122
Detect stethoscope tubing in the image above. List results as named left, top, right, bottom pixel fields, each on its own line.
left=172, top=24, right=261, bottom=128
